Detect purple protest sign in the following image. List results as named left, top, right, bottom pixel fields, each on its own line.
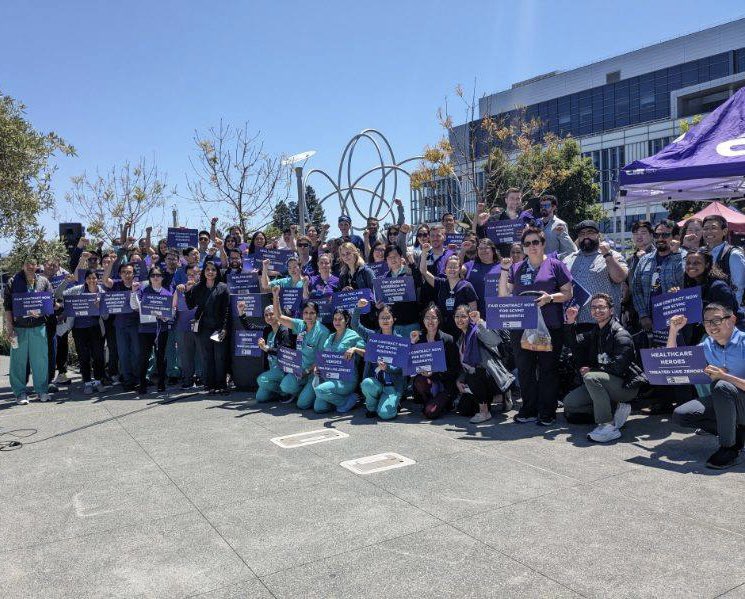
left=373, top=275, right=416, bottom=304
left=12, top=292, right=54, bottom=318
left=485, top=296, right=538, bottom=330
left=227, top=272, right=260, bottom=293
left=48, top=274, right=66, bottom=290
left=233, top=330, right=264, bottom=357
left=280, top=287, right=303, bottom=316
left=100, top=291, right=132, bottom=316
left=368, top=262, right=390, bottom=279
left=483, top=273, right=500, bottom=299
left=139, top=293, right=174, bottom=319
left=485, top=219, right=524, bottom=245
left=64, top=293, right=101, bottom=317
left=651, top=286, right=703, bottom=331
left=256, top=247, right=295, bottom=273
left=405, top=341, right=447, bottom=376
left=567, top=279, right=592, bottom=309
left=364, top=334, right=409, bottom=368
left=445, top=233, right=466, bottom=247
left=316, top=350, right=356, bottom=381
left=167, top=227, right=198, bottom=249
left=332, top=288, right=373, bottom=313
left=230, top=293, right=267, bottom=320
left=641, top=346, right=712, bottom=385
left=277, top=346, right=303, bottom=377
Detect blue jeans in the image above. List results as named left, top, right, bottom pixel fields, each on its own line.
left=115, top=325, right=140, bottom=387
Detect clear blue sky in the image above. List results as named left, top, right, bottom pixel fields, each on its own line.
left=1, top=1, right=743, bottom=248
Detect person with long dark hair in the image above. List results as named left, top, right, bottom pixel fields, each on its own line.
left=680, top=217, right=704, bottom=251
left=181, top=260, right=230, bottom=394
left=463, top=238, right=501, bottom=314
left=381, top=245, right=421, bottom=338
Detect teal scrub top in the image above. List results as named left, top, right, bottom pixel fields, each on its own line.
left=270, top=277, right=304, bottom=289
left=290, top=318, right=331, bottom=370
left=323, top=327, right=366, bottom=353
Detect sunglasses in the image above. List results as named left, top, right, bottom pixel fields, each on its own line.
left=199, top=237, right=209, bottom=242
left=522, top=239, right=542, bottom=247
left=297, top=243, right=310, bottom=248
left=150, top=273, right=163, bottom=278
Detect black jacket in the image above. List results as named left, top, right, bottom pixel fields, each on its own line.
left=564, top=317, right=636, bottom=379
left=185, top=282, right=230, bottom=333
left=415, top=330, right=459, bottom=394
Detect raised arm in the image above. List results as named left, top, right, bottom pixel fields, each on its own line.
left=418, top=242, right=435, bottom=288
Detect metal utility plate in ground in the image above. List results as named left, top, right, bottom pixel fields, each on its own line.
left=340, top=453, right=416, bottom=475
left=271, top=429, right=349, bottom=448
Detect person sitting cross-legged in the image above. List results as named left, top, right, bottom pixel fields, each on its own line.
left=562, top=293, right=639, bottom=442
left=669, top=305, right=745, bottom=469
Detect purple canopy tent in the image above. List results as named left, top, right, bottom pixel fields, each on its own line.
left=619, top=86, right=745, bottom=202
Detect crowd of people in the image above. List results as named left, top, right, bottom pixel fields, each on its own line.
left=5, top=192, right=745, bottom=469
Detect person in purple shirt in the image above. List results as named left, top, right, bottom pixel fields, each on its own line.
left=102, top=262, right=141, bottom=391
left=498, top=226, right=573, bottom=426
left=419, top=247, right=477, bottom=336
left=303, top=254, right=340, bottom=299
left=463, top=238, right=502, bottom=314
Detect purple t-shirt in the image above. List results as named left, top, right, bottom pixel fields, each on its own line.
left=508, top=257, right=572, bottom=328
left=464, top=260, right=501, bottom=312
left=308, top=274, right=340, bottom=298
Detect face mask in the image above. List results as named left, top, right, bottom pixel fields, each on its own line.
left=580, top=238, right=599, bottom=252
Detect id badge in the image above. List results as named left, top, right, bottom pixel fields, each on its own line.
left=445, top=297, right=455, bottom=310
left=520, top=273, right=534, bottom=286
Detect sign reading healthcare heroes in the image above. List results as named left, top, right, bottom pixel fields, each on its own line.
left=445, top=233, right=467, bottom=247
left=100, top=291, right=133, bottom=316
left=256, top=247, right=295, bottom=273
left=139, top=293, right=174, bottom=319
left=651, top=286, right=703, bottom=331
left=12, top=291, right=54, bottom=318
left=229, top=292, right=266, bottom=319
left=332, top=288, right=373, bottom=313
left=277, top=346, right=303, bottom=377
left=227, top=272, right=260, bottom=293
left=280, top=287, right=303, bottom=316
left=368, top=262, right=390, bottom=279
left=373, top=276, right=416, bottom=304
left=233, top=330, right=264, bottom=357
left=64, top=293, right=101, bottom=317
left=364, top=334, right=410, bottom=368
left=485, top=219, right=524, bottom=245
left=316, top=350, right=356, bottom=381
left=641, top=346, right=712, bottom=385
left=485, top=296, right=538, bottom=330
left=405, top=341, right=447, bottom=375
left=167, top=227, right=198, bottom=249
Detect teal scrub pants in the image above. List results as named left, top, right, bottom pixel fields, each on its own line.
left=280, top=373, right=315, bottom=409
left=314, top=379, right=357, bottom=413
left=361, top=377, right=400, bottom=419
left=256, top=366, right=285, bottom=402
left=10, top=325, right=49, bottom=397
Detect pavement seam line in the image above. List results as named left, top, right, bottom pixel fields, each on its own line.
left=99, top=399, right=279, bottom=599
left=713, top=580, right=745, bottom=598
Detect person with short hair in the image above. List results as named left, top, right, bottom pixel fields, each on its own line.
left=441, top=212, right=457, bottom=235
left=537, top=195, right=577, bottom=259
left=337, top=215, right=364, bottom=254
left=4, top=255, right=52, bottom=404
left=419, top=249, right=477, bottom=336
left=669, top=305, right=745, bottom=469
left=562, top=293, right=639, bottom=442
left=102, top=261, right=141, bottom=391
left=622, top=220, right=656, bottom=333
left=702, top=214, right=745, bottom=305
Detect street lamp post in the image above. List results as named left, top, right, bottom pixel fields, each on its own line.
left=283, top=150, right=317, bottom=235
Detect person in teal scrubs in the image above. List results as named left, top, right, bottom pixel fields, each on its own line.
left=270, top=286, right=330, bottom=408
left=313, top=308, right=366, bottom=413
left=261, top=256, right=304, bottom=291
left=241, top=302, right=289, bottom=403
left=352, top=298, right=407, bottom=419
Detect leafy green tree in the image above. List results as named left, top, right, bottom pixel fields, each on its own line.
left=1, top=227, right=71, bottom=274
left=0, top=91, right=75, bottom=239
left=271, top=199, right=296, bottom=231
left=305, top=185, right=327, bottom=229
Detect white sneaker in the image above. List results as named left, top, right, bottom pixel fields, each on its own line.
left=588, top=423, right=621, bottom=443
left=54, top=372, right=70, bottom=384
left=16, top=394, right=29, bottom=405
left=83, top=382, right=94, bottom=395
left=470, top=412, right=493, bottom=424
left=39, top=393, right=51, bottom=402
left=613, top=402, right=632, bottom=429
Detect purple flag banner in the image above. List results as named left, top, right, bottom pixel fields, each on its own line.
left=12, top=292, right=54, bottom=318
left=364, top=334, right=409, bottom=368
left=651, top=286, right=703, bottom=331
left=405, top=341, right=447, bottom=376
left=485, top=296, right=538, bottom=330
left=641, top=346, right=712, bottom=385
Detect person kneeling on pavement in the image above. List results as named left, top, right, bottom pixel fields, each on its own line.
left=669, top=305, right=745, bottom=469
left=563, top=293, right=640, bottom=442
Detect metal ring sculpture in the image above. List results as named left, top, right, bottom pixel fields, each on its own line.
left=304, top=129, right=465, bottom=231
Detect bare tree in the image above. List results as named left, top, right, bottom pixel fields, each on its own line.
left=187, top=120, right=289, bottom=233
left=66, top=157, right=171, bottom=244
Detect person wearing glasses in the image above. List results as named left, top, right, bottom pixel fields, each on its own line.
left=669, top=305, right=745, bottom=469
left=702, top=215, right=745, bottom=306
left=563, top=220, right=628, bottom=333
left=499, top=226, right=573, bottom=426
left=295, top=235, right=316, bottom=276
left=537, top=195, right=576, bottom=259
left=463, top=238, right=502, bottom=315
left=622, top=220, right=656, bottom=334
left=630, top=219, right=685, bottom=335
left=563, top=293, right=639, bottom=442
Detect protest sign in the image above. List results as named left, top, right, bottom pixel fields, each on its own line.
left=230, top=293, right=267, bottom=319
left=167, top=227, right=198, bottom=249
left=174, top=291, right=197, bottom=331
left=48, top=274, right=66, bottom=290
left=100, top=291, right=132, bottom=316
left=483, top=273, right=501, bottom=299
left=64, top=293, right=100, bottom=317
left=280, top=287, right=303, bottom=316
left=316, top=350, right=356, bottom=381
left=256, top=247, right=295, bottom=273
left=405, top=341, right=447, bottom=376
left=485, top=219, right=524, bottom=245
left=12, top=292, right=54, bottom=318
left=365, top=334, right=410, bottom=367
left=485, top=296, right=538, bottom=330
left=651, top=286, right=703, bottom=331
left=445, top=233, right=466, bottom=247
left=368, top=262, right=390, bottom=279
left=277, top=346, right=303, bottom=377
left=139, top=293, right=174, bottom=319
left=332, top=288, right=373, bottom=313
left=234, top=330, right=264, bottom=357
left=641, top=346, right=711, bottom=385
left=373, top=276, right=416, bottom=303
left=227, top=272, right=260, bottom=293
left=566, top=279, right=592, bottom=309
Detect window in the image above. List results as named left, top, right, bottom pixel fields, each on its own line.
left=648, top=137, right=672, bottom=156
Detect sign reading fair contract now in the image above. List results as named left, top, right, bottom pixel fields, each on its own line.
left=651, top=286, right=703, bottom=330
left=167, top=227, right=198, bottom=249
left=12, top=291, right=54, bottom=318
left=485, top=297, right=538, bottom=330
left=641, top=346, right=711, bottom=385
